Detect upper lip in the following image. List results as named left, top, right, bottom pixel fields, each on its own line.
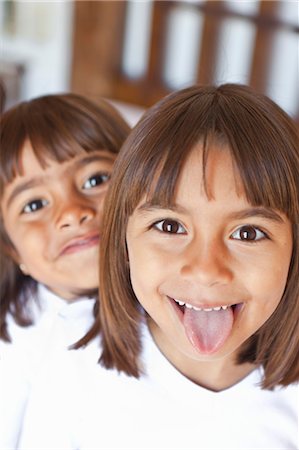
left=59, top=231, right=100, bottom=255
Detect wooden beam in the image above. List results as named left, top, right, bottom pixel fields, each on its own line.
left=71, top=1, right=126, bottom=99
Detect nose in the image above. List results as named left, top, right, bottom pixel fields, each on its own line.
left=180, top=238, right=233, bottom=287
left=56, top=201, right=96, bottom=230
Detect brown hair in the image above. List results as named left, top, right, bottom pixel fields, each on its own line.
left=0, top=93, right=130, bottom=341
left=96, top=84, right=299, bottom=389
left=0, top=78, right=6, bottom=113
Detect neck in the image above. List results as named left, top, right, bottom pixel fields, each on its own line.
left=148, top=319, right=257, bottom=392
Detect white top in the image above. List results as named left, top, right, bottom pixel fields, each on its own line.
left=0, top=284, right=95, bottom=450
left=18, top=323, right=299, bottom=450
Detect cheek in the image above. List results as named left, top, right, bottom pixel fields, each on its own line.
left=94, top=197, right=106, bottom=227
left=267, top=264, right=290, bottom=306
left=244, top=236, right=291, bottom=285
left=245, top=255, right=291, bottom=315
left=7, top=226, right=45, bottom=263
left=127, top=242, right=161, bottom=296
left=128, top=239, right=170, bottom=275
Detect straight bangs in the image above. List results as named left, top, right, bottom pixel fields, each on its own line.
left=116, top=84, right=299, bottom=225
left=100, top=84, right=299, bottom=386
left=0, top=94, right=130, bottom=192
left=113, top=86, right=219, bottom=216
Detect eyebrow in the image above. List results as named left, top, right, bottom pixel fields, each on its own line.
left=228, top=207, right=285, bottom=224
left=74, top=153, right=116, bottom=168
left=6, top=178, right=46, bottom=209
left=137, top=203, right=285, bottom=224
left=136, top=202, right=189, bottom=215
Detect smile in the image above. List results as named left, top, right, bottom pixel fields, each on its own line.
left=168, top=296, right=244, bottom=354
left=172, top=298, right=232, bottom=311
left=171, top=297, right=242, bottom=313
left=60, top=233, right=100, bottom=255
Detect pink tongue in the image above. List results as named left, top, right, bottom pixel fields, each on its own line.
left=183, top=307, right=234, bottom=354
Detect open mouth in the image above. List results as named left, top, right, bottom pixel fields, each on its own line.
left=168, top=296, right=244, bottom=354
left=170, top=297, right=243, bottom=315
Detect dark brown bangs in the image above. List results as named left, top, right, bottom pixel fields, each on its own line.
left=214, top=90, right=299, bottom=223
left=117, top=87, right=218, bottom=214
left=119, top=84, right=298, bottom=223
left=0, top=93, right=130, bottom=192
left=0, top=104, right=86, bottom=190
left=24, top=109, right=89, bottom=166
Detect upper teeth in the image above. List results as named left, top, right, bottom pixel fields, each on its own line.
left=174, top=298, right=230, bottom=311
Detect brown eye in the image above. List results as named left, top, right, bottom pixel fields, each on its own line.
left=83, top=172, right=110, bottom=190
left=231, top=225, right=266, bottom=241
left=154, top=219, right=186, bottom=234
left=22, top=199, right=49, bottom=214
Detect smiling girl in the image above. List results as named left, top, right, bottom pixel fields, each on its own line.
left=17, top=84, right=298, bottom=450
left=0, top=93, right=130, bottom=448
left=99, top=84, right=298, bottom=391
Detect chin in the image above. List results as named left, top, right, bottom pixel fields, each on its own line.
left=71, top=286, right=98, bottom=298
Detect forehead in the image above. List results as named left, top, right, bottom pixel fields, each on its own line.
left=11, top=140, right=115, bottom=178
left=18, top=140, right=50, bottom=174
left=13, top=139, right=88, bottom=176
left=141, top=140, right=244, bottom=209
left=177, top=142, right=243, bottom=200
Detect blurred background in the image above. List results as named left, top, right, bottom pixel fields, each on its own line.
left=1, top=0, right=298, bottom=125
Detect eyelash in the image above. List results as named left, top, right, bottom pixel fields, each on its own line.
left=22, top=199, right=49, bottom=214
left=82, top=172, right=111, bottom=190
left=230, top=225, right=269, bottom=242
left=151, top=219, right=186, bottom=235
left=151, top=219, right=269, bottom=242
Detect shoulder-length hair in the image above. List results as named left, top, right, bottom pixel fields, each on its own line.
left=96, top=84, right=299, bottom=389
left=0, top=93, right=130, bottom=342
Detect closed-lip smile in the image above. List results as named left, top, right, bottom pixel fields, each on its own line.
left=60, top=232, right=100, bottom=255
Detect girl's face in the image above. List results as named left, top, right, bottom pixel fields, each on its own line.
left=126, top=143, right=292, bottom=366
left=1, top=140, right=116, bottom=300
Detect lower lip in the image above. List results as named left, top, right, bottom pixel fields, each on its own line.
left=61, top=235, right=100, bottom=255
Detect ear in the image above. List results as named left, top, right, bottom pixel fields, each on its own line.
left=19, top=263, right=29, bottom=275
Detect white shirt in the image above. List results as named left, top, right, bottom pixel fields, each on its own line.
left=18, top=324, right=299, bottom=450
left=0, top=284, right=95, bottom=450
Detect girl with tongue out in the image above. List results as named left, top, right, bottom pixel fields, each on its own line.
left=94, top=84, right=298, bottom=448
left=17, top=84, right=298, bottom=450
left=98, top=83, right=298, bottom=387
